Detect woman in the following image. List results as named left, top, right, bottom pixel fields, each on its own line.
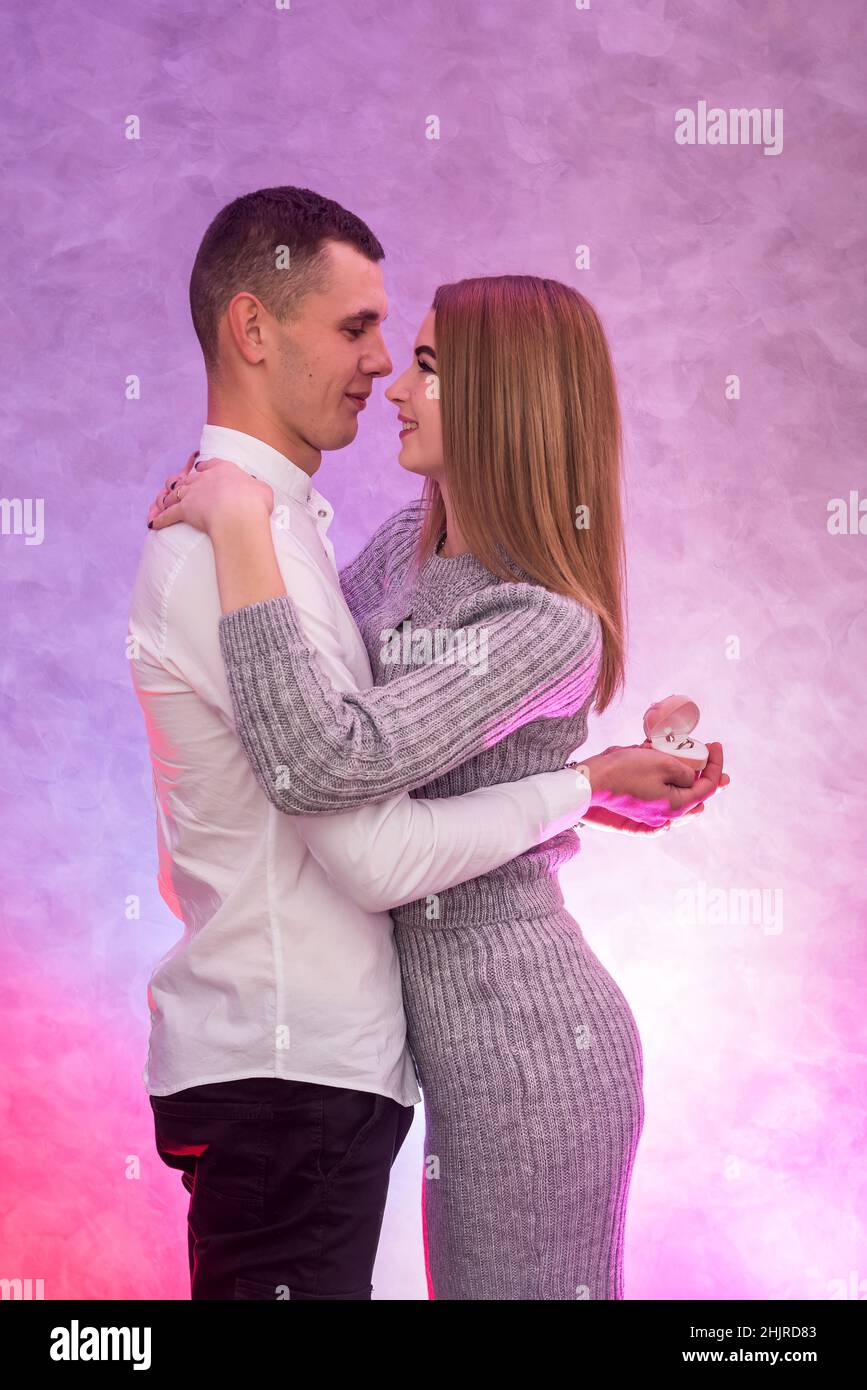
left=149, top=276, right=726, bottom=1299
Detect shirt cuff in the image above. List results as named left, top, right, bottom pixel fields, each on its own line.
left=529, top=767, right=593, bottom=839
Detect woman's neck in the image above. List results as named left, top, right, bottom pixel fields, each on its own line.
left=438, top=484, right=471, bottom=558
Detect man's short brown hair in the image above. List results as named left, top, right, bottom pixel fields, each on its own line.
left=189, top=186, right=385, bottom=370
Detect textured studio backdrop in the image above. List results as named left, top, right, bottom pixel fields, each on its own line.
left=1, top=0, right=865, bottom=1301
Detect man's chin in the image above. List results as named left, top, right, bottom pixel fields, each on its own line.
left=319, top=422, right=359, bottom=452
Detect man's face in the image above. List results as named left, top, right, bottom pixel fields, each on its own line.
left=270, top=240, right=392, bottom=458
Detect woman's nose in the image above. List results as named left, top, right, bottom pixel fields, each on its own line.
left=385, top=370, right=409, bottom=401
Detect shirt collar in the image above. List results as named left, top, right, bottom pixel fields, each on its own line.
left=197, top=424, right=334, bottom=525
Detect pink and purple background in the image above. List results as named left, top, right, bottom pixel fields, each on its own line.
left=1, top=0, right=865, bottom=1300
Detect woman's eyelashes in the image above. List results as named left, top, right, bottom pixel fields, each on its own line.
left=417, top=358, right=435, bottom=374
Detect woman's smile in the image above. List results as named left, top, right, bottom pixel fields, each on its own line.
left=398, top=415, right=419, bottom=439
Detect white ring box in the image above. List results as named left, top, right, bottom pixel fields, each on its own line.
left=643, top=694, right=709, bottom=773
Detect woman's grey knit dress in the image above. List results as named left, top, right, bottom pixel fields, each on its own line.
left=218, top=500, right=645, bottom=1301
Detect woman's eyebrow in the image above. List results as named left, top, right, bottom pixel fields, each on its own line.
left=414, top=344, right=437, bottom=358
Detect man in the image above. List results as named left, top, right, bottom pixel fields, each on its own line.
left=127, top=186, right=602, bottom=1300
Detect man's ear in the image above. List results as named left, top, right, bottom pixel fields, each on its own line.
left=223, top=291, right=267, bottom=366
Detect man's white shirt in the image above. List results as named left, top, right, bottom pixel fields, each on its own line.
left=128, top=425, right=592, bottom=1104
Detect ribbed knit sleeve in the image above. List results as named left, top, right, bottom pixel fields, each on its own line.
left=218, top=575, right=603, bottom=816
left=337, top=500, right=422, bottom=627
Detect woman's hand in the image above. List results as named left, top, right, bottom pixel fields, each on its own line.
left=578, top=803, right=704, bottom=835
left=579, top=740, right=729, bottom=829
left=147, top=455, right=274, bottom=535
left=146, top=453, right=284, bottom=613
left=147, top=450, right=199, bottom=523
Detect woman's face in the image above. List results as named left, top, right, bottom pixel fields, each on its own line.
left=385, top=308, right=443, bottom=481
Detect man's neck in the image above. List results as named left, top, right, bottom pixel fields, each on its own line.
left=205, top=386, right=321, bottom=478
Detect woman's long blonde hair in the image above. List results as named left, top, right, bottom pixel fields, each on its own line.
left=415, top=275, right=626, bottom=713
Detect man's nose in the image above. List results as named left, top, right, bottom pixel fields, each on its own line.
left=363, top=329, right=393, bottom=380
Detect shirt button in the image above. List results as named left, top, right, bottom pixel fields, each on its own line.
left=317, top=508, right=327, bottom=518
